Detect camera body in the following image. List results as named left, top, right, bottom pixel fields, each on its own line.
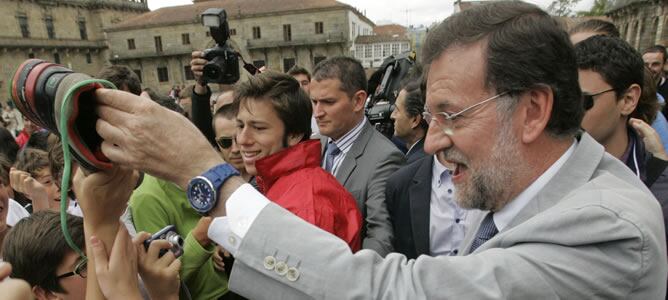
left=365, top=52, right=416, bottom=138
left=143, top=225, right=184, bottom=258
left=201, top=8, right=240, bottom=84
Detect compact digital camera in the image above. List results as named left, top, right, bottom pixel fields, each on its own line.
left=143, top=225, right=184, bottom=258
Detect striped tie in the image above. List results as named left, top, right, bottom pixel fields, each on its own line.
left=469, top=213, right=498, bottom=253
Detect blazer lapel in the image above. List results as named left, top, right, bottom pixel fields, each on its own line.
left=409, top=156, right=434, bottom=256
left=335, top=121, right=373, bottom=185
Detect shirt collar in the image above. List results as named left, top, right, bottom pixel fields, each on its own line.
left=432, top=154, right=450, bottom=186
left=493, top=140, right=577, bottom=231
left=407, top=137, right=423, bottom=155
left=327, top=117, right=366, bottom=153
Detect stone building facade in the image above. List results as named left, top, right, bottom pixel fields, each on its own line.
left=0, top=0, right=148, bottom=104
left=105, top=0, right=374, bottom=94
left=606, top=0, right=668, bottom=51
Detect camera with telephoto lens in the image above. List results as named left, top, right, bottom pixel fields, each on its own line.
left=9, top=59, right=114, bottom=172
left=201, top=8, right=240, bottom=84
left=143, top=225, right=184, bottom=258
left=366, top=51, right=416, bottom=138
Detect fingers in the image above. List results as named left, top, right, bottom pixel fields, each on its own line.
left=167, top=258, right=182, bottom=275
left=191, top=51, right=204, bottom=59
left=132, top=231, right=151, bottom=246
left=0, top=262, right=12, bottom=280
left=90, top=235, right=110, bottom=274
left=95, top=89, right=151, bottom=114
left=146, top=239, right=173, bottom=263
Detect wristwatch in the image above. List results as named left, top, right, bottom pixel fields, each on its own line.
left=187, top=163, right=239, bottom=214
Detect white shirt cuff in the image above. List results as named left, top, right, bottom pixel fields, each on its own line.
left=208, top=183, right=270, bottom=254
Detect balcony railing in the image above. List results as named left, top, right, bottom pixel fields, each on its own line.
left=0, top=37, right=106, bottom=49
left=245, top=31, right=347, bottom=49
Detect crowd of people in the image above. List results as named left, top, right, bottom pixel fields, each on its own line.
left=1, top=1, right=668, bottom=299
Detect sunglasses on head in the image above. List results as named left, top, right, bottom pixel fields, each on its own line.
left=582, top=88, right=615, bottom=111
left=216, top=136, right=234, bottom=149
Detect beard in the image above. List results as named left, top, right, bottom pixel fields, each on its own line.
left=442, top=120, right=526, bottom=211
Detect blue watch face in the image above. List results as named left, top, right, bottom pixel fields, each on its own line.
left=188, top=178, right=215, bottom=213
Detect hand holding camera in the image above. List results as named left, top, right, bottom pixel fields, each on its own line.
left=134, top=229, right=182, bottom=300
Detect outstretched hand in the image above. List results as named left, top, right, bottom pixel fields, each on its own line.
left=133, top=232, right=181, bottom=300
left=629, top=118, right=668, bottom=160
left=89, top=225, right=142, bottom=300
left=73, top=165, right=138, bottom=227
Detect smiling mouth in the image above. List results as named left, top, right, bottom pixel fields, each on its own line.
left=241, top=151, right=261, bottom=160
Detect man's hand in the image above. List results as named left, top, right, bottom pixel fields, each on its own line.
left=9, top=168, right=50, bottom=210
left=89, top=225, right=143, bottom=300
left=212, top=245, right=231, bottom=272
left=191, top=51, right=209, bottom=94
left=192, top=217, right=213, bottom=247
left=133, top=232, right=181, bottom=300
left=0, top=262, right=32, bottom=300
left=629, top=118, right=668, bottom=160
left=73, top=165, right=138, bottom=227
left=94, top=89, right=224, bottom=189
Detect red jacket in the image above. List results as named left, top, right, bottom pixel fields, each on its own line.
left=255, top=140, right=362, bottom=251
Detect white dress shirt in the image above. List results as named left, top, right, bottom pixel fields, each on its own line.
left=321, top=118, right=366, bottom=176
left=429, top=156, right=469, bottom=256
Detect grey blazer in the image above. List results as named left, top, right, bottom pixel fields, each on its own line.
left=321, top=120, right=405, bottom=256
left=228, top=133, right=667, bottom=299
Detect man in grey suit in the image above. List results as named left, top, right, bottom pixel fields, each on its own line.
left=89, top=1, right=667, bottom=299
left=310, top=57, right=404, bottom=256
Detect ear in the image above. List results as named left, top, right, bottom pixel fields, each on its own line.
left=618, top=84, right=641, bottom=116
left=518, top=86, right=553, bottom=144
left=286, top=133, right=303, bottom=147
left=409, top=114, right=422, bottom=130
left=32, top=286, right=57, bottom=300
left=351, top=90, right=367, bottom=113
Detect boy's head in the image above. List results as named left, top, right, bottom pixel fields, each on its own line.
left=15, top=149, right=61, bottom=210
left=3, top=211, right=86, bottom=300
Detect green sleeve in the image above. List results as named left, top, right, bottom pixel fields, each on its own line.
left=180, top=232, right=215, bottom=282
left=130, top=190, right=172, bottom=234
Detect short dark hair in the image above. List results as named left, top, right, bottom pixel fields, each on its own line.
left=401, top=80, right=428, bottom=131
left=422, top=1, right=583, bottom=138
left=24, top=131, right=51, bottom=151
left=97, top=65, right=142, bottom=96
left=644, top=45, right=667, bottom=62
left=234, top=72, right=312, bottom=142
left=312, top=56, right=367, bottom=97
left=0, top=128, right=19, bottom=164
left=15, top=148, right=50, bottom=177
left=287, top=65, right=311, bottom=81
left=3, top=211, right=85, bottom=293
left=575, top=36, right=644, bottom=101
left=214, top=103, right=237, bottom=120
left=569, top=19, right=620, bottom=38
left=0, top=154, right=10, bottom=186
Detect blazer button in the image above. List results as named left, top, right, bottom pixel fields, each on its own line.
left=275, top=261, right=288, bottom=276
left=263, top=256, right=276, bottom=270
left=286, top=267, right=300, bottom=282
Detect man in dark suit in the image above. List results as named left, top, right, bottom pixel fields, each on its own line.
left=311, top=57, right=405, bottom=256
left=390, top=80, right=428, bottom=163
left=386, top=153, right=482, bottom=259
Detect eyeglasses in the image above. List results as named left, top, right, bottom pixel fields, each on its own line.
left=422, top=91, right=509, bottom=136
left=56, top=257, right=87, bottom=280
left=216, top=136, right=234, bottom=149
left=582, top=88, right=615, bottom=111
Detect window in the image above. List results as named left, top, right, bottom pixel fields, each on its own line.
left=230, top=28, right=236, bottom=36
left=154, top=36, right=163, bottom=53
left=382, top=44, right=390, bottom=57
left=373, top=44, right=381, bottom=58
left=127, top=39, right=136, bottom=50
left=392, top=43, right=399, bottom=55
left=315, top=22, right=323, bottom=34
left=283, top=58, right=295, bottom=72
left=181, top=33, right=190, bottom=45
left=283, top=24, right=291, bottom=42
left=53, top=53, right=60, bottom=64
left=17, top=15, right=29, bottom=38
left=365, top=45, right=372, bottom=58
left=355, top=45, right=363, bottom=58
left=252, top=26, right=261, bottom=39
left=252, top=60, right=265, bottom=68
left=78, top=18, right=87, bottom=40
left=86, top=53, right=92, bottom=64
left=157, top=67, right=169, bottom=82
left=206, top=31, right=211, bottom=37
left=45, top=16, right=55, bottom=39
left=351, top=22, right=356, bottom=37
left=401, top=43, right=409, bottom=51
left=28, top=53, right=35, bottom=58
left=134, top=69, right=142, bottom=83
left=184, top=65, right=194, bottom=80
left=314, top=56, right=326, bottom=66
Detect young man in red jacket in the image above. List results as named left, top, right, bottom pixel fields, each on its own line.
left=234, top=72, right=362, bottom=251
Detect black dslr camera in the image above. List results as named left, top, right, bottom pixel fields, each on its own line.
left=366, top=51, right=416, bottom=138
left=201, top=8, right=240, bottom=84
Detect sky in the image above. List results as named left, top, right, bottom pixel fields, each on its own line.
left=148, top=0, right=595, bottom=28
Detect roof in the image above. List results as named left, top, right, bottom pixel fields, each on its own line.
left=355, top=35, right=410, bottom=44
left=108, top=0, right=374, bottom=31
left=605, top=0, right=651, bottom=13
left=373, top=24, right=407, bottom=36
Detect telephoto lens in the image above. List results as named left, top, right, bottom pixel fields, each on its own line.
left=10, top=59, right=116, bottom=172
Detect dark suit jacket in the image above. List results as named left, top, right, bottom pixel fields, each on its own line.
left=405, top=138, right=427, bottom=164
left=386, top=155, right=432, bottom=259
